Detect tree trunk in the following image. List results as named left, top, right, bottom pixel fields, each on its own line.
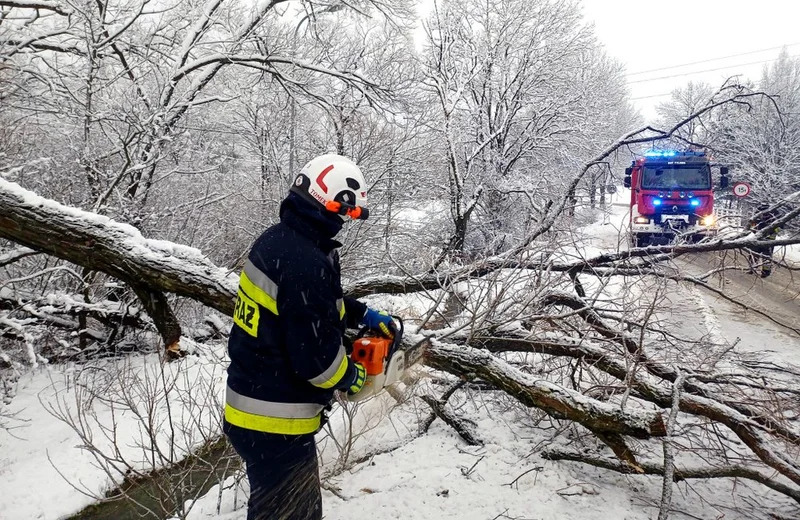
left=128, top=282, right=182, bottom=355
left=424, top=340, right=666, bottom=439
left=0, top=178, right=237, bottom=319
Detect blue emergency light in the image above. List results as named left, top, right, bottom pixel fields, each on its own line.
left=643, top=150, right=706, bottom=158
left=653, top=198, right=662, bottom=205
left=690, top=199, right=700, bottom=207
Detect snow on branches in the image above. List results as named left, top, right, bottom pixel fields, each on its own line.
left=0, top=177, right=238, bottom=312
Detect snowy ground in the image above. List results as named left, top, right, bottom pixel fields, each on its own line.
left=1, top=191, right=799, bottom=520
left=0, top=341, right=229, bottom=520
left=186, top=382, right=797, bottom=520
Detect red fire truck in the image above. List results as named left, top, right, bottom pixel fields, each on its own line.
left=624, top=150, right=729, bottom=247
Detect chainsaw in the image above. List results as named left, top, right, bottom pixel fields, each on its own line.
left=345, top=316, right=423, bottom=402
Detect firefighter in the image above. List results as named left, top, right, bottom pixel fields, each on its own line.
left=224, top=154, right=397, bottom=520
left=747, top=203, right=781, bottom=278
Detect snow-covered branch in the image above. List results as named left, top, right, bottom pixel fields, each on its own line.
left=0, top=247, right=38, bottom=267
left=460, top=329, right=800, bottom=488
left=173, top=54, right=386, bottom=93
left=0, top=0, right=72, bottom=16
left=0, top=178, right=238, bottom=316
left=424, top=338, right=667, bottom=439
left=542, top=450, right=800, bottom=504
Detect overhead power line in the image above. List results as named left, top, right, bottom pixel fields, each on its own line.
left=627, top=54, right=799, bottom=84
left=630, top=92, right=672, bottom=101
left=626, top=42, right=800, bottom=76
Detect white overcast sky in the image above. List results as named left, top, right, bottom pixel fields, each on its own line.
left=580, top=0, right=800, bottom=121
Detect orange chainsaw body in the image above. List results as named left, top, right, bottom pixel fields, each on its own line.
left=346, top=316, right=412, bottom=402
left=351, top=335, right=393, bottom=376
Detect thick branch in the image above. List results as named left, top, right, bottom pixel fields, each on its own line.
left=419, top=394, right=482, bottom=446
left=543, top=449, right=800, bottom=504
left=344, top=233, right=800, bottom=298
left=0, top=178, right=237, bottom=316
left=466, top=331, right=800, bottom=486
left=128, top=283, right=182, bottom=354
left=0, top=0, right=71, bottom=15
left=539, top=292, right=800, bottom=444
left=423, top=339, right=666, bottom=439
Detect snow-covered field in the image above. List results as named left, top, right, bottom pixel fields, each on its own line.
left=1, top=193, right=799, bottom=520
left=0, top=341, right=229, bottom=519
left=184, top=387, right=798, bottom=520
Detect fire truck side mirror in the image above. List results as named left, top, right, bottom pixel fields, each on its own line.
left=719, top=170, right=729, bottom=189
left=624, top=167, right=632, bottom=188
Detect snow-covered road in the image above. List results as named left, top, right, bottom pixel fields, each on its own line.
left=587, top=199, right=800, bottom=362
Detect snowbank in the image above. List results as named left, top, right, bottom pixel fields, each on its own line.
left=0, top=341, right=228, bottom=519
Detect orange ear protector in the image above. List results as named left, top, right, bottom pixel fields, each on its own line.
left=325, top=200, right=369, bottom=220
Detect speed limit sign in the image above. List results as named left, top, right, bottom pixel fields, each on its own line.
left=733, top=182, right=751, bottom=198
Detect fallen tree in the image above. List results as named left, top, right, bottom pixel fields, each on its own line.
left=0, top=177, right=238, bottom=351
left=2, top=174, right=800, bottom=498
left=3, top=87, right=800, bottom=513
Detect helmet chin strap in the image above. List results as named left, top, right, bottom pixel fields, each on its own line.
left=325, top=200, right=369, bottom=220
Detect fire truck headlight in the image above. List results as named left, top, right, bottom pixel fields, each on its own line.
left=702, top=215, right=715, bottom=226
left=634, top=216, right=650, bottom=224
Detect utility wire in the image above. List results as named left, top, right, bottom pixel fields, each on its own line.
left=626, top=42, right=800, bottom=76
left=627, top=54, right=799, bottom=84
left=631, top=92, right=672, bottom=101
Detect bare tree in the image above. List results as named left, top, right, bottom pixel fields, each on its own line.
left=711, top=50, right=800, bottom=209
left=420, top=0, right=635, bottom=261
left=655, top=81, right=716, bottom=144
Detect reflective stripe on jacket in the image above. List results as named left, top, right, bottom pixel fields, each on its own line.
left=225, top=386, right=324, bottom=435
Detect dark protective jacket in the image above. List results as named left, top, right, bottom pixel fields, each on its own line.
left=225, top=193, right=367, bottom=435
left=749, top=209, right=781, bottom=239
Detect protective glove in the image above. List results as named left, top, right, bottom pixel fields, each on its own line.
left=347, top=362, right=367, bottom=395
left=361, top=308, right=397, bottom=338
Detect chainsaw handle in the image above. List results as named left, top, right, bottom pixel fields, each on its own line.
left=355, top=314, right=403, bottom=340
left=391, top=315, right=404, bottom=339
left=385, top=315, right=404, bottom=359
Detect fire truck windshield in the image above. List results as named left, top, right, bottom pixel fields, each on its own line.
left=641, top=164, right=710, bottom=190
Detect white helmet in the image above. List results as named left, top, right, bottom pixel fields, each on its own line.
left=290, top=154, right=369, bottom=220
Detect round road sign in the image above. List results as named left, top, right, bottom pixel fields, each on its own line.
left=732, top=182, right=751, bottom=198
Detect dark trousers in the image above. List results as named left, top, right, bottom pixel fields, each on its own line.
left=747, top=244, right=775, bottom=275
left=224, top=421, right=322, bottom=520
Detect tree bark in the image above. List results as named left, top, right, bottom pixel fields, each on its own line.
left=419, top=393, right=482, bottom=446
left=0, top=178, right=238, bottom=317
left=542, top=449, right=800, bottom=504
left=128, top=283, right=182, bottom=355
left=424, top=339, right=667, bottom=439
